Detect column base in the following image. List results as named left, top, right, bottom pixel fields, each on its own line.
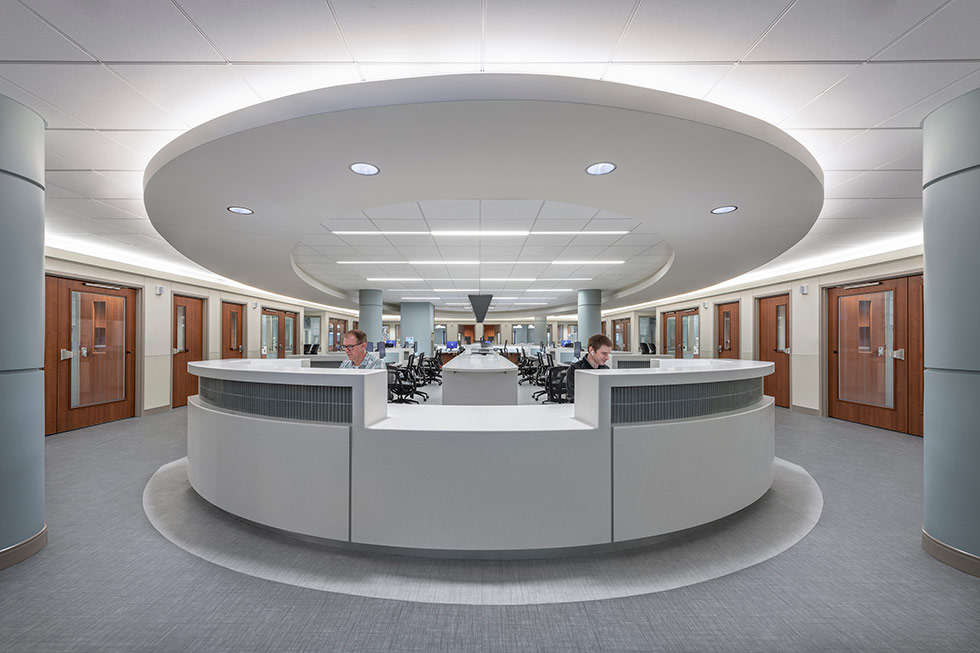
left=922, top=529, right=980, bottom=578
left=0, top=524, right=47, bottom=571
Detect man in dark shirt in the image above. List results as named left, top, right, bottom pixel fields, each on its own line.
left=566, top=334, right=612, bottom=402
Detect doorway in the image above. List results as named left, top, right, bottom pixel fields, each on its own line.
left=44, top=276, right=137, bottom=435
left=327, top=318, right=348, bottom=351
left=716, top=302, right=740, bottom=359
left=172, top=295, right=204, bottom=408
left=461, top=324, right=475, bottom=344
left=483, top=324, right=499, bottom=342
left=828, top=274, right=923, bottom=435
left=261, top=309, right=298, bottom=358
left=758, top=294, right=790, bottom=408
left=662, top=308, right=699, bottom=358
left=613, top=318, right=631, bottom=351
left=221, top=302, right=244, bottom=359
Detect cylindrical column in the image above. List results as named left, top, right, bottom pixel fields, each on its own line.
left=577, top=289, right=601, bottom=345
left=0, top=94, right=46, bottom=570
left=921, top=87, right=980, bottom=577
left=533, top=316, right=549, bottom=347
left=358, top=289, right=383, bottom=344
left=400, top=302, right=434, bottom=356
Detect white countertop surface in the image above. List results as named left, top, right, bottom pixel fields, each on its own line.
left=442, top=353, right=518, bottom=373
left=189, top=359, right=383, bottom=384
left=375, top=404, right=592, bottom=431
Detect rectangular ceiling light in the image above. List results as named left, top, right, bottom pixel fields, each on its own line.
left=530, top=231, right=628, bottom=235
left=433, top=288, right=481, bottom=292
left=432, top=230, right=529, bottom=236
left=332, top=231, right=429, bottom=235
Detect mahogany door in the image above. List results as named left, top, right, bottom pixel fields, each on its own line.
left=829, top=276, right=915, bottom=434
left=261, top=309, right=299, bottom=357
left=716, top=302, right=740, bottom=359
left=662, top=308, right=699, bottom=358
left=172, top=295, right=204, bottom=408
left=327, top=318, right=348, bottom=351
left=221, top=302, right=244, bottom=359
left=758, top=295, right=790, bottom=408
left=46, top=276, right=136, bottom=434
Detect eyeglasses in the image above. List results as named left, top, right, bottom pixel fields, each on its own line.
left=341, top=343, right=363, bottom=351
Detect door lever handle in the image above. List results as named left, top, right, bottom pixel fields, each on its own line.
left=60, top=348, right=73, bottom=360
left=891, top=348, right=906, bottom=360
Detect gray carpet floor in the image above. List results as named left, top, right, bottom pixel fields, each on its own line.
left=1, top=401, right=979, bottom=651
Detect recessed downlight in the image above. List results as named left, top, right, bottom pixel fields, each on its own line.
left=585, top=162, right=616, bottom=175
left=227, top=206, right=253, bottom=215
left=711, top=205, right=738, bottom=214
left=349, top=162, right=380, bottom=176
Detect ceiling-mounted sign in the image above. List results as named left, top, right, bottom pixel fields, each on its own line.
left=468, top=294, right=493, bottom=323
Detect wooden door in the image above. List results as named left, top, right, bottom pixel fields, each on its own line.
left=716, top=302, right=740, bottom=359
left=262, top=309, right=299, bottom=357
left=172, top=295, right=204, bottom=408
left=829, top=277, right=914, bottom=433
left=613, top=318, right=630, bottom=351
left=662, top=309, right=699, bottom=358
left=483, top=324, right=498, bottom=342
left=46, top=276, right=136, bottom=434
left=221, top=302, right=244, bottom=359
left=461, top=324, right=475, bottom=344
left=327, top=317, right=348, bottom=351
left=758, top=294, right=790, bottom=408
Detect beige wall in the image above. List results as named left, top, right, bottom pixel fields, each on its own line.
left=602, top=250, right=923, bottom=414
left=44, top=249, right=356, bottom=413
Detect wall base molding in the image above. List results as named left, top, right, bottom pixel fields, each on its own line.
left=922, top=529, right=980, bottom=578
left=0, top=525, right=47, bottom=571
left=143, top=405, right=171, bottom=416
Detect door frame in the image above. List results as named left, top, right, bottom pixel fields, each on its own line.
left=661, top=308, right=699, bottom=358
left=221, top=301, right=245, bottom=359
left=716, top=301, right=740, bottom=359
left=172, top=294, right=206, bottom=408
left=757, top=293, right=790, bottom=408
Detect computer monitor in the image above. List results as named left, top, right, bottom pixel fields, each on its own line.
left=412, top=341, right=418, bottom=352
left=561, top=340, right=572, bottom=347
left=385, top=340, right=396, bottom=347
left=405, top=336, right=415, bottom=344
left=447, top=340, right=459, bottom=349
left=573, top=341, right=582, bottom=359
left=365, top=341, right=373, bottom=352
left=377, top=341, right=386, bottom=359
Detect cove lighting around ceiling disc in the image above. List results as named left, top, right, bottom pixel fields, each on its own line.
left=227, top=206, right=253, bottom=215
left=711, top=205, right=738, bottom=214
left=585, top=162, right=616, bottom=175
left=349, top=162, right=380, bottom=176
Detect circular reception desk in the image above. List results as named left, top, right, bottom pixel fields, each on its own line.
left=187, top=358, right=774, bottom=558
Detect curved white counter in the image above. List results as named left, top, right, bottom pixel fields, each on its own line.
left=187, top=358, right=774, bottom=557
left=441, top=351, right=518, bottom=405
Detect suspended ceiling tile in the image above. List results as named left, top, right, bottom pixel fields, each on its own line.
left=746, top=0, right=947, bottom=61
left=483, top=63, right=607, bottom=78
left=0, top=63, right=186, bottom=129
left=419, top=199, right=480, bottom=220
left=825, top=170, right=922, bottom=199
left=618, top=0, right=787, bottom=61
left=0, top=76, right=90, bottom=129
left=0, top=1, right=93, bottom=60
left=45, top=216, right=126, bottom=234
left=24, top=0, right=222, bottom=61
left=46, top=171, right=142, bottom=198
left=89, top=217, right=161, bottom=234
left=817, top=128, right=922, bottom=170
left=363, top=202, right=425, bottom=221
left=486, top=0, right=634, bottom=62
left=109, top=64, right=261, bottom=128
left=480, top=199, right=542, bottom=221
left=178, top=0, right=350, bottom=62
left=232, top=64, right=361, bottom=101
left=45, top=129, right=147, bottom=170
left=359, top=63, right=480, bottom=82
left=45, top=198, right=142, bottom=220
left=875, top=1, right=980, bottom=61
left=44, top=150, right=81, bottom=170
left=780, top=62, right=980, bottom=129
left=97, top=199, right=148, bottom=217
left=335, top=0, right=480, bottom=62
left=100, top=130, right=183, bottom=169
left=876, top=69, right=980, bottom=128
left=371, top=219, right=428, bottom=231
left=536, top=202, right=601, bottom=221
left=706, top=63, right=858, bottom=126
left=603, top=64, right=731, bottom=99
left=828, top=198, right=923, bottom=220
left=784, top=129, right=864, bottom=158
left=44, top=183, right=85, bottom=199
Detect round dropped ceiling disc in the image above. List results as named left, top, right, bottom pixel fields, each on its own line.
left=144, top=74, right=823, bottom=313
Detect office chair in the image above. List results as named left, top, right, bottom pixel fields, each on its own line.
left=639, top=342, right=650, bottom=354
left=303, top=344, right=312, bottom=354
left=309, top=343, right=319, bottom=354
left=387, top=367, right=417, bottom=404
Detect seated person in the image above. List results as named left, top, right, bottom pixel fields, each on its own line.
left=565, top=334, right=612, bottom=402
left=339, top=329, right=387, bottom=370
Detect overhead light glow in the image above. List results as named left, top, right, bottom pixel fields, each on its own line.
left=585, top=162, right=616, bottom=175
left=711, top=205, right=738, bottom=214
left=334, top=230, right=628, bottom=237
left=551, top=260, right=624, bottom=265
left=432, top=230, right=529, bottom=236
left=349, top=162, right=380, bottom=176
left=333, top=231, right=428, bottom=235
left=531, top=231, right=627, bottom=235
left=337, top=260, right=479, bottom=265
left=227, top=206, right=253, bottom=215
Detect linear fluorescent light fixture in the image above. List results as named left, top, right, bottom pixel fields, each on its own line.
left=432, top=230, right=528, bottom=236
left=531, top=231, right=627, bottom=235
left=433, top=289, right=480, bottom=292
left=337, top=261, right=479, bottom=265
left=332, top=230, right=628, bottom=236
left=333, top=231, right=428, bottom=235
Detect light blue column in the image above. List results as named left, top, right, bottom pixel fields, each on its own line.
left=533, top=316, right=549, bottom=347
left=577, top=289, right=601, bottom=345
left=400, top=302, right=434, bottom=356
left=0, top=94, right=46, bottom=569
left=921, top=87, right=980, bottom=576
left=358, top=289, right=383, bottom=344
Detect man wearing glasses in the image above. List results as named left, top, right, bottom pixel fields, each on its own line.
left=339, top=329, right=387, bottom=370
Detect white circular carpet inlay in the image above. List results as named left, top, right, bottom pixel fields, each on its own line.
left=144, top=457, right=822, bottom=605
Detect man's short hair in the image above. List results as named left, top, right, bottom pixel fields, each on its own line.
left=344, top=329, right=367, bottom=345
left=587, top=334, right=612, bottom=352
